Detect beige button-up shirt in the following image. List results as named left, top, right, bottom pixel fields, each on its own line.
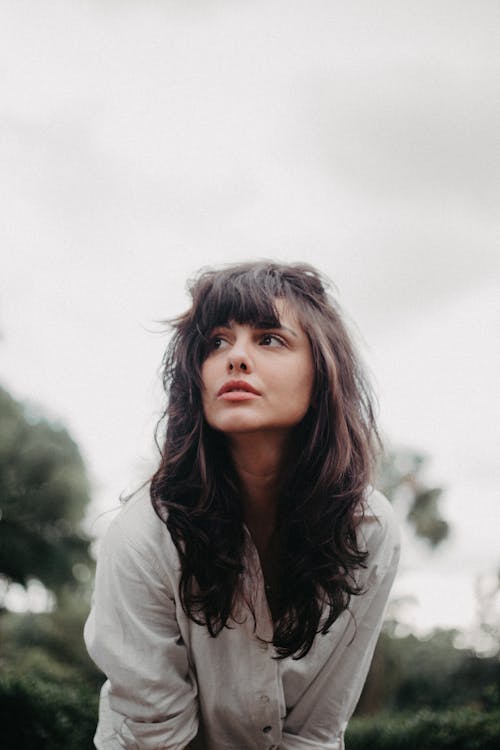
left=84, top=487, right=400, bottom=750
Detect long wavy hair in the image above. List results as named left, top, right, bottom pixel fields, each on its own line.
left=150, top=261, right=381, bottom=659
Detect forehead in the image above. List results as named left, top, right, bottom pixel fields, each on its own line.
left=270, top=298, right=302, bottom=328
left=204, top=296, right=304, bottom=332
left=214, top=304, right=303, bottom=335
left=195, top=275, right=304, bottom=330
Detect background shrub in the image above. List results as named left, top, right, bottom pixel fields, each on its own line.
left=347, top=707, right=500, bottom=750
left=0, top=674, right=99, bottom=750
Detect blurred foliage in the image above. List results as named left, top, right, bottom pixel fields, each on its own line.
left=358, top=625, right=500, bottom=716
left=377, top=447, right=449, bottom=546
left=0, top=673, right=98, bottom=750
left=347, top=706, right=500, bottom=750
left=0, top=386, right=94, bottom=600
left=0, top=383, right=103, bottom=742
left=1, top=593, right=103, bottom=690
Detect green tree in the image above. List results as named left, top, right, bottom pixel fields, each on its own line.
left=0, top=384, right=102, bottom=718
left=377, top=447, right=449, bottom=547
left=0, top=385, right=94, bottom=605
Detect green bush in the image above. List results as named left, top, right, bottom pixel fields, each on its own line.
left=1, top=607, right=104, bottom=691
left=0, top=674, right=99, bottom=750
left=358, top=628, right=500, bottom=715
left=346, top=706, right=500, bottom=750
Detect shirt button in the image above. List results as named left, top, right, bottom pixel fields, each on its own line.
left=259, top=694, right=270, bottom=703
left=262, top=725, right=272, bottom=733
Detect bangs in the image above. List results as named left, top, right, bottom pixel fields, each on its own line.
left=192, top=266, right=295, bottom=336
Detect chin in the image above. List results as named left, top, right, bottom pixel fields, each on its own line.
left=212, top=419, right=263, bottom=435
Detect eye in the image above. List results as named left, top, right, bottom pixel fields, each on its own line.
left=259, top=333, right=286, bottom=347
left=207, top=335, right=228, bottom=351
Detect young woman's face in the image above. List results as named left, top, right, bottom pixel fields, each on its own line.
left=201, top=300, right=315, bottom=438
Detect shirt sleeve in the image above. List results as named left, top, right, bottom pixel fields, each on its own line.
left=84, top=515, right=199, bottom=750
left=280, top=491, right=401, bottom=750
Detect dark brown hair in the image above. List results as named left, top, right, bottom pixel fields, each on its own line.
left=150, top=261, right=380, bottom=658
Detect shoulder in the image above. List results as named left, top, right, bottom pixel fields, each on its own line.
left=356, top=487, right=401, bottom=572
left=362, top=486, right=399, bottom=532
left=99, top=484, right=180, bottom=579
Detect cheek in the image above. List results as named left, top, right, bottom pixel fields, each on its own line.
left=200, top=360, right=213, bottom=391
left=298, top=359, right=315, bottom=404
left=288, top=366, right=315, bottom=415
left=200, top=364, right=212, bottom=413
left=201, top=395, right=215, bottom=429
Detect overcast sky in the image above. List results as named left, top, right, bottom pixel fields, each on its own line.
left=2, top=0, right=499, bottom=640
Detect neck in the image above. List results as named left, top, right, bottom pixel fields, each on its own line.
left=228, top=431, right=289, bottom=536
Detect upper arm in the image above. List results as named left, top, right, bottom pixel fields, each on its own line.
left=84, top=516, right=199, bottom=750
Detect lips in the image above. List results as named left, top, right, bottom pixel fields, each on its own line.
left=217, top=380, right=261, bottom=397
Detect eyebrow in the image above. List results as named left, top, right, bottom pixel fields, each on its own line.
left=273, top=325, right=298, bottom=338
left=214, top=321, right=299, bottom=338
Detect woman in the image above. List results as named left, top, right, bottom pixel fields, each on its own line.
left=84, top=261, right=400, bottom=750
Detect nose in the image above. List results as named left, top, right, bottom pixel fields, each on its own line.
left=227, top=336, right=253, bottom=373
left=228, top=358, right=248, bottom=372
